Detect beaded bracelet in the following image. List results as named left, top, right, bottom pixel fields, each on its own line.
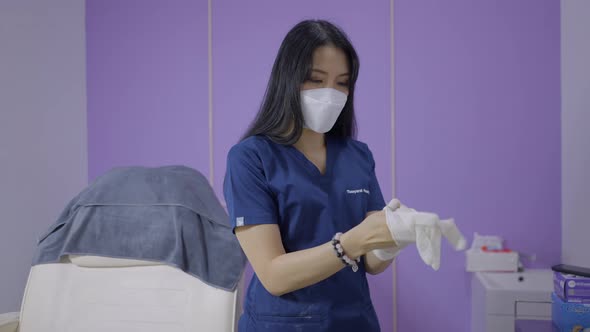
left=331, top=232, right=360, bottom=272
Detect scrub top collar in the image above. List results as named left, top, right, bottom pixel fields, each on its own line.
left=283, top=135, right=335, bottom=178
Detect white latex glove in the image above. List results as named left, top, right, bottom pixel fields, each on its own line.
left=371, top=199, right=403, bottom=261
left=371, top=199, right=418, bottom=261
left=372, top=199, right=467, bottom=270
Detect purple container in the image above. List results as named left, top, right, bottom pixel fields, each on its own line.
left=554, top=272, right=590, bottom=304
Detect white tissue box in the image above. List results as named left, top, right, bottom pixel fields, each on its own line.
left=466, top=249, right=518, bottom=272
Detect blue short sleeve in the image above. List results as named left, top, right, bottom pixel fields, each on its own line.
left=223, top=143, right=279, bottom=230
left=365, top=145, right=386, bottom=212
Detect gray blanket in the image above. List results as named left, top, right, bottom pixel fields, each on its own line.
left=33, top=165, right=246, bottom=291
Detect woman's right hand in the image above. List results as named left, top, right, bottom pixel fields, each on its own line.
left=340, top=210, right=398, bottom=258
left=359, top=210, right=398, bottom=250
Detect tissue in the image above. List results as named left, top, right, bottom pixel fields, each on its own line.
left=466, top=233, right=519, bottom=272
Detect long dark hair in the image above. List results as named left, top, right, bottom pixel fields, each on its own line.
left=242, top=20, right=360, bottom=145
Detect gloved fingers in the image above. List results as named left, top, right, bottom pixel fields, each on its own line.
left=413, top=212, right=438, bottom=227
left=415, top=225, right=434, bottom=266
left=398, top=204, right=417, bottom=213
left=430, top=227, right=442, bottom=271
left=439, top=218, right=467, bottom=251
left=415, top=223, right=443, bottom=271
left=384, top=198, right=401, bottom=211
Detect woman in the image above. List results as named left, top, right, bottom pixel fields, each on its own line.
left=224, top=20, right=397, bottom=331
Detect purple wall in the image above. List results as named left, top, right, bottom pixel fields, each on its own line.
left=394, top=0, right=561, bottom=331
left=211, top=1, right=394, bottom=329
left=86, top=0, right=210, bottom=180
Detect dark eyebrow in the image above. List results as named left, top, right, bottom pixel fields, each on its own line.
left=311, top=69, right=350, bottom=77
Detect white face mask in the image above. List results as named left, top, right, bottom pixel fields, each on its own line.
left=300, top=88, right=348, bottom=134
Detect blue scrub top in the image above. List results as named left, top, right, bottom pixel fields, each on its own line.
left=224, top=135, right=385, bottom=332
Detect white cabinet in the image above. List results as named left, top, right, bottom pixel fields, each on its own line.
left=471, top=269, right=553, bottom=332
